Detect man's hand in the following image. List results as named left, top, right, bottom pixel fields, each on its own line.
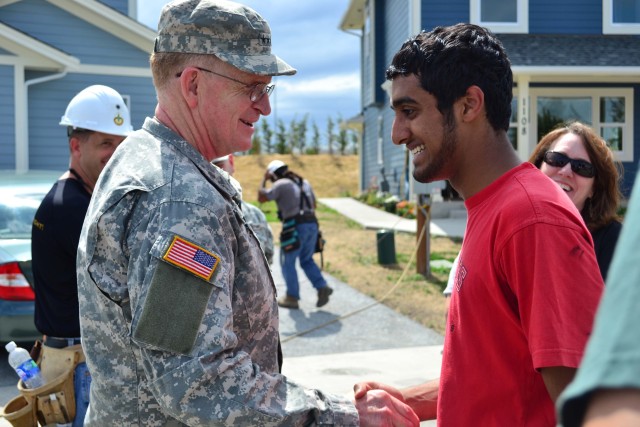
left=354, top=382, right=420, bottom=427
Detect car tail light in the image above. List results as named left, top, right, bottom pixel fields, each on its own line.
left=0, top=262, right=35, bottom=301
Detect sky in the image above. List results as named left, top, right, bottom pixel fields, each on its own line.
left=136, top=0, right=362, bottom=137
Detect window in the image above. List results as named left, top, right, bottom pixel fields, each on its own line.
left=532, top=88, right=633, bottom=162
left=603, top=0, right=640, bottom=34
left=470, top=0, right=528, bottom=33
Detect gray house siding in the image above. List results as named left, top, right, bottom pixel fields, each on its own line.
left=0, top=65, right=15, bottom=169
left=530, top=0, right=601, bottom=34
left=361, top=107, right=381, bottom=191
left=1, top=0, right=148, bottom=68
left=382, top=0, right=410, bottom=198
left=27, top=74, right=155, bottom=171
left=361, top=0, right=412, bottom=195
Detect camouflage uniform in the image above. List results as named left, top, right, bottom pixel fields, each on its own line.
left=242, top=201, right=274, bottom=265
left=77, top=118, right=358, bottom=425
left=214, top=165, right=275, bottom=266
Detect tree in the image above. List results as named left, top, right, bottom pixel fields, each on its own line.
left=326, top=117, right=335, bottom=155
left=351, top=131, right=359, bottom=155
left=308, top=121, right=321, bottom=154
left=296, top=114, right=309, bottom=154
left=275, top=119, right=289, bottom=154
left=260, top=118, right=274, bottom=154
left=337, top=116, right=349, bottom=155
left=249, top=125, right=262, bottom=154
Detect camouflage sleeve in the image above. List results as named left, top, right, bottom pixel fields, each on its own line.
left=242, top=201, right=275, bottom=265
left=124, top=200, right=357, bottom=425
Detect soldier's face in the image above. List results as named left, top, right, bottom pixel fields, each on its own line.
left=195, top=63, right=273, bottom=159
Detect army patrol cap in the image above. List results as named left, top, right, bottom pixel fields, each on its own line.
left=154, top=0, right=296, bottom=76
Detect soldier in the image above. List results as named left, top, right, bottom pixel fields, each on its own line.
left=76, top=0, right=358, bottom=425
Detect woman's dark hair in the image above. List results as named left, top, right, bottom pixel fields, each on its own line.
left=529, top=121, right=623, bottom=231
left=386, top=23, right=513, bottom=132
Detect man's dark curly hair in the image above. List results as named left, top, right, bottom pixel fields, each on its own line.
left=386, top=23, right=513, bottom=132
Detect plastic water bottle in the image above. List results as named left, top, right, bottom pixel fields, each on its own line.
left=5, top=341, right=45, bottom=388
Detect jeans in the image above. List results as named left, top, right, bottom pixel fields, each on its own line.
left=281, top=221, right=327, bottom=299
left=72, top=362, right=91, bottom=427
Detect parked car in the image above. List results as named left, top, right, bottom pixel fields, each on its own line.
left=0, top=171, right=63, bottom=343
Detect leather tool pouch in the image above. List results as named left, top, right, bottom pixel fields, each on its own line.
left=280, top=218, right=300, bottom=252
left=11, top=343, right=84, bottom=426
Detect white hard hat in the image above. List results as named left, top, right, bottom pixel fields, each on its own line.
left=267, top=160, right=287, bottom=175
left=59, top=85, right=133, bottom=136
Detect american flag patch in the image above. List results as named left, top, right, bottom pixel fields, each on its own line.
left=163, top=236, right=220, bottom=281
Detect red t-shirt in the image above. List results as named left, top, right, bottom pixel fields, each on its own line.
left=439, top=163, right=603, bottom=426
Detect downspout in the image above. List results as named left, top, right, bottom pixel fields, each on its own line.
left=17, top=70, right=68, bottom=173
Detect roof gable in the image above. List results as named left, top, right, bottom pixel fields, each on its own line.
left=0, top=21, right=79, bottom=69
left=0, top=0, right=155, bottom=63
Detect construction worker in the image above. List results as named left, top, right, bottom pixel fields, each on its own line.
left=31, top=84, right=132, bottom=427
left=258, top=159, right=333, bottom=309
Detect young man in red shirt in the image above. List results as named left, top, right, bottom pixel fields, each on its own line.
left=354, top=23, right=604, bottom=426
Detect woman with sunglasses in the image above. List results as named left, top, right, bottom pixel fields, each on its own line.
left=529, top=121, right=623, bottom=280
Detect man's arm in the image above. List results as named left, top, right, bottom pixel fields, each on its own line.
left=354, top=378, right=439, bottom=423
left=257, top=171, right=270, bottom=203
left=582, top=389, right=640, bottom=427
left=540, top=366, right=576, bottom=402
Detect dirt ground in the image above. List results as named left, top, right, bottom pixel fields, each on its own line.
left=234, top=154, right=461, bottom=336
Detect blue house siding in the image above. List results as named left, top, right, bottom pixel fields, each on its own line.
left=27, top=74, right=156, bottom=171
left=1, top=0, right=149, bottom=68
left=0, top=66, right=15, bottom=169
left=422, top=0, right=468, bottom=31
left=100, top=0, right=128, bottom=16
left=530, top=0, right=601, bottom=34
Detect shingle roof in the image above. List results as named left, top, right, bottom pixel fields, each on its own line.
left=497, top=34, right=640, bottom=67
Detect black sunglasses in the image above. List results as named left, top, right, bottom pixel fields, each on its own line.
left=543, top=151, right=595, bottom=178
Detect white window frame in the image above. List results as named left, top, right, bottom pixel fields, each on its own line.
left=531, top=88, right=634, bottom=162
left=470, top=0, right=529, bottom=33
left=603, top=0, right=640, bottom=34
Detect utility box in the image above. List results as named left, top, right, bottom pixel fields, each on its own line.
left=376, top=229, right=397, bottom=265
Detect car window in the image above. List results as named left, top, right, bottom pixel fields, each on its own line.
left=0, top=194, right=42, bottom=239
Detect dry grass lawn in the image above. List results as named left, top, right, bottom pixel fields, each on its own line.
left=233, top=154, right=461, bottom=336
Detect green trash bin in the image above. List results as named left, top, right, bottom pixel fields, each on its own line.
left=377, top=229, right=397, bottom=265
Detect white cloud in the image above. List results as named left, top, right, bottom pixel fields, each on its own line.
left=276, top=72, right=360, bottom=96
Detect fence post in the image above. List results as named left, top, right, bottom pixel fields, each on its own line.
left=416, top=193, right=431, bottom=278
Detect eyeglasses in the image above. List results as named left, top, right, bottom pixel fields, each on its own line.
left=543, top=151, right=595, bottom=178
left=176, top=66, right=274, bottom=103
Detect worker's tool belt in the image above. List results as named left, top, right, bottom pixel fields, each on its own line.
left=290, top=212, right=317, bottom=224
left=12, top=343, right=84, bottom=426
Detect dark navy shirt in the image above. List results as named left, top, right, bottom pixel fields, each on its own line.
left=591, top=220, right=622, bottom=281
left=32, top=178, right=90, bottom=337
